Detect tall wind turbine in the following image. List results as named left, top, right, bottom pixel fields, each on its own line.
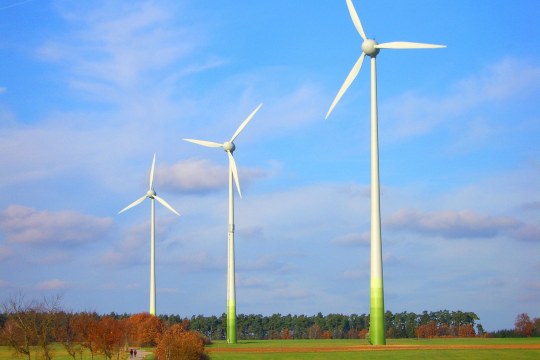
left=183, top=103, right=262, bottom=344
left=326, top=0, right=445, bottom=345
left=119, top=154, right=180, bottom=316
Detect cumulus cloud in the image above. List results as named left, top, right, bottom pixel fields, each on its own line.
left=156, top=158, right=266, bottom=194
left=385, top=208, right=540, bottom=242
left=385, top=208, right=520, bottom=239
left=37, top=279, right=70, bottom=290
left=177, top=251, right=224, bottom=273
left=37, top=1, right=202, bottom=96
left=239, top=254, right=295, bottom=274
left=332, top=232, right=370, bottom=246
left=0, top=246, right=13, bottom=261
left=273, top=286, right=311, bottom=300
left=512, top=224, right=540, bottom=242
left=158, top=287, right=179, bottom=294
left=237, top=275, right=266, bottom=289
left=0, top=205, right=113, bottom=245
left=383, top=58, right=540, bottom=140
left=519, top=201, right=540, bottom=211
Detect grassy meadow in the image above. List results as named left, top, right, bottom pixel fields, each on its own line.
left=1, top=338, right=539, bottom=360
left=207, top=338, right=540, bottom=360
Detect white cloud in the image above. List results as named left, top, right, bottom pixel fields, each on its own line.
left=512, top=224, right=540, bottom=243
left=332, top=232, right=370, bottom=246
left=519, top=201, right=540, bottom=211
left=382, top=58, right=540, bottom=140
left=0, top=246, right=13, bottom=261
left=37, top=279, right=70, bottom=290
left=156, top=159, right=227, bottom=194
left=157, top=287, right=179, bottom=294
left=37, top=1, right=201, bottom=96
left=237, top=275, right=266, bottom=289
left=384, top=208, right=538, bottom=241
left=0, top=205, right=113, bottom=245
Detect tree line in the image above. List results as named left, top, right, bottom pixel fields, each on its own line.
left=1, top=295, right=539, bottom=359
left=183, top=310, right=485, bottom=340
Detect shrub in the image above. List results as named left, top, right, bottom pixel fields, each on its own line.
left=155, top=324, right=208, bottom=360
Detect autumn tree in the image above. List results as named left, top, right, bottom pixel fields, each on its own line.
left=321, top=330, right=333, bottom=339
left=416, top=321, right=438, bottom=338
left=281, top=328, right=292, bottom=340
left=458, top=324, right=476, bottom=337
left=33, top=297, right=61, bottom=360
left=71, top=312, right=99, bottom=359
left=1, top=295, right=38, bottom=360
left=307, top=324, right=321, bottom=339
left=1, top=317, right=33, bottom=360
left=155, top=324, right=208, bottom=360
left=515, top=313, right=534, bottom=337
left=93, top=316, right=125, bottom=360
left=55, top=312, right=82, bottom=360
left=126, top=313, right=166, bottom=347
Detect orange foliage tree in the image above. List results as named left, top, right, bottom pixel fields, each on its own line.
left=281, top=328, right=292, bottom=340
left=515, top=313, right=534, bottom=337
left=154, top=324, right=207, bottom=360
left=321, top=330, right=333, bottom=339
left=415, top=321, right=438, bottom=338
left=69, top=312, right=99, bottom=359
left=458, top=324, right=476, bottom=337
left=93, top=316, right=125, bottom=360
left=126, top=313, right=165, bottom=347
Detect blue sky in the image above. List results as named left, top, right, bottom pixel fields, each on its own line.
left=0, top=0, right=539, bottom=332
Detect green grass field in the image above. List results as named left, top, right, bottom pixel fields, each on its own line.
left=0, top=345, right=129, bottom=360
left=206, top=338, right=540, bottom=360
left=1, top=338, right=539, bottom=360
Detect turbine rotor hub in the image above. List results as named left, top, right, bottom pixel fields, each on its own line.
left=223, top=141, right=235, bottom=153
left=147, top=189, right=156, bottom=198
left=362, top=39, right=380, bottom=57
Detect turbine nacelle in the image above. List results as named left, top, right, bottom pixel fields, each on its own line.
left=183, top=103, right=263, bottom=199
left=223, top=141, right=236, bottom=153
left=325, top=0, right=446, bottom=120
left=362, top=39, right=380, bottom=57
left=118, top=154, right=180, bottom=216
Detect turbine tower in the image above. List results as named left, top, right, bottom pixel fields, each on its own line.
left=184, top=103, right=262, bottom=344
left=326, top=0, right=445, bottom=345
left=119, top=154, right=180, bottom=316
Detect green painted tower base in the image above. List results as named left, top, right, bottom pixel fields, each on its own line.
left=369, top=278, right=386, bottom=345
left=227, top=302, right=237, bottom=344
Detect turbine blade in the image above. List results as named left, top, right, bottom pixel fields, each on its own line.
left=375, top=41, right=446, bottom=49
left=183, top=138, right=223, bottom=148
left=326, top=52, right=366, bottom=119
left=346, top=0, right=367, bottom=40
left=154, top=195, right=180, bottom=216
left=118, top=195, right=147, bottom=214
left=149, top=153, right=156, bottom=191
left=230, top=103, right=263, bottom=142
left=227, top=151, right=242, bottom=198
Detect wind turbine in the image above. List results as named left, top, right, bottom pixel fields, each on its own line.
left=183, top=103, right=262, bottom=344
left=326, top=0, right=445, bottom=345
left=118, top=153, right=180, bottom=316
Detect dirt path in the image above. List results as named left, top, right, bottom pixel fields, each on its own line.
left=129, top=349, right=152, bottom=359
